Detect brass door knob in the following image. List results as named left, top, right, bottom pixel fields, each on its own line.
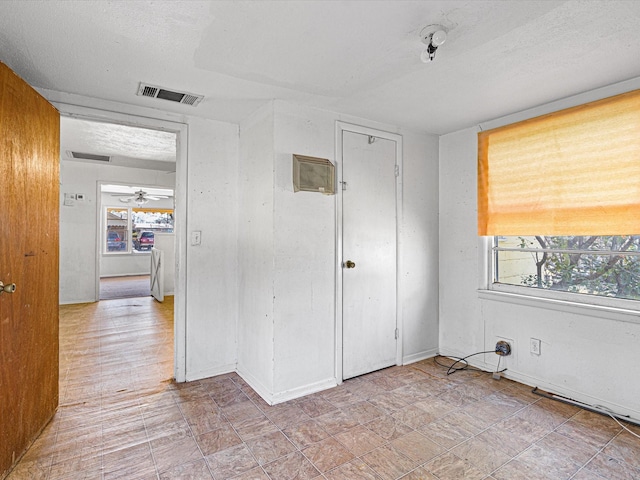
left=345, top=260, right=356, bottom=269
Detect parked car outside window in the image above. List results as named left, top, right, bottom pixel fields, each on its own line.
left=134, top=231, right=155, bottom=251
left=107, top=231, right=126, bottom=251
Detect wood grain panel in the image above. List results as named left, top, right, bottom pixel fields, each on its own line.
left=0, top=62, right=60, bottom=479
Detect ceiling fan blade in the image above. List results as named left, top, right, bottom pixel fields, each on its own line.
left=145, top=195, right=169, bottom=200
left=119, top=197, right=132, bottom=203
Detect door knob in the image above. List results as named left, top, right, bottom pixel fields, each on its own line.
left=0, top=281, right=16, bottom=294
left=345, top=260, right=356, bottom=269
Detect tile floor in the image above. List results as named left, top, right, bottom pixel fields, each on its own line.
left=7, top=297, right=640, bottom=479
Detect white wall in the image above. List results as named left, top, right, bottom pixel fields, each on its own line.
left=439, top=78, right=640, bottom=422
left=59, top=161, right=175, bottom=303
left=400, top=129, right=440, bottom=363
left=184, top=117, right=239, bottom=380
left=237, top=103, right=277, bottom=397
left=238, top=101, right=439, bottom=404
left=272, top=102, right=339, bottom=400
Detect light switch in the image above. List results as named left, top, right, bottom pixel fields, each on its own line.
left=191, top=230, right=201, bottom=246
left=64, top=193, right=76, bottom=206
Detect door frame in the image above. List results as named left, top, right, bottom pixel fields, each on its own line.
left=335, top=121, right=403, bottom=383
left=53, top=102, right=188, bottom=382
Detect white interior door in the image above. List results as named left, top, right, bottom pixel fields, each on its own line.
left=342, top=130, right=397, bottom=379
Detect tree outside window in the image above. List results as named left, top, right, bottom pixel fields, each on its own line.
left=495, top=235, right=640, bottom=301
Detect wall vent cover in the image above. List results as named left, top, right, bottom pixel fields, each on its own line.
left=293, top=154, right=335, bottom=194
left=68, top=151, right=111, bottom=162
left=137, top=83, right=204, bottom=107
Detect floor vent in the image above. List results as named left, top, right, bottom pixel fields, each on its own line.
left=137, top=83, right=204, bottom=107
left=68, top=151, right=111, bottom=162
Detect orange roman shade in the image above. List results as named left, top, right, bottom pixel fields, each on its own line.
left=478, top=89, right=640, bottom=236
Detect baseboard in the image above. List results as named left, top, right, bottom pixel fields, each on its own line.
left=402, top=347, right=438, bottom=365
left=236, top=367, right=274, bottom=405
left=185, top=363, right=236, bottom=382
left=270, top=378, right=338, bottom=405
left=496, top=369, right=640, bottom=423
left=100, top=273, right=149, bottom=278
left=59, top=298, right=97, bottom=305
left=237, top=368, right=338, bottom=406
left=439, top=348, right=640, bottom=423
left=437, top=347, right=495, bottom=371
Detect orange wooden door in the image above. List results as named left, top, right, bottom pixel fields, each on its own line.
left=0, top=62, right=60, bottom=478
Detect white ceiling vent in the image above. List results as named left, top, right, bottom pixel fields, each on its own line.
left=137, top=83, right=204, bottom=107
left=67, top=151, right=111, bottom=162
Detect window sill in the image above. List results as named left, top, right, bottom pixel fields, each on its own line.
left=478, top=289, right=640, bottom=325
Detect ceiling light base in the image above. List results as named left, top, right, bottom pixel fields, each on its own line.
left=420, top=24, right=446, bottom=45
left=419, top=24, right=448, bottom=63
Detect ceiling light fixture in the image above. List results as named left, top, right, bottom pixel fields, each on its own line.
left=420, top=24, right=447, bottom=63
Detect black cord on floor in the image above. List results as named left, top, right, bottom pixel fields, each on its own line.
left=435, top=351, right=507, bottom=376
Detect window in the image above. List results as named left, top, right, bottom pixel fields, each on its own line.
left=106, top=208, right=128, bottom=252
left=479, top=90, right=640, bottom=312
left=494, top=236, right=640, bottom=302
left=104, top=207, right=173, bottom=254
left=478, top=89, right=640, bottom=236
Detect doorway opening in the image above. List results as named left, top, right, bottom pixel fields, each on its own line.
left=99, top=183, right=175, bottom=301
left=57, top=106, right=187, bottom=381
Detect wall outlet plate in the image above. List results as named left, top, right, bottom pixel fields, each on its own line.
left=530, top=338, right=541, bottom=355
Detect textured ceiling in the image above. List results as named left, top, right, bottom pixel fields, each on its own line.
left=60, top=117, right=176, bottom=170
left=2, top=0, right=640, bottom=143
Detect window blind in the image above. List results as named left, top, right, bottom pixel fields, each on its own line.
left=478, top=89, right=640, bottom=236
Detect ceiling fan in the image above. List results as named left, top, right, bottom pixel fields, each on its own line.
left=111, top=189, right=169, bottom=205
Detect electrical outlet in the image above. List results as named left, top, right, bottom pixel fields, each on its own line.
left=494, top=336, right=516, bottom=367
left=530, top=338, right=541, bottom=355
left=495, top=340, right=511, bottom=356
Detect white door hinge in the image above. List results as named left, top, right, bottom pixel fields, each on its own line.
left=394, top=165, right=400, bottom=177
left=340, top=181, right=347, bottom=191
left=394, top=328, right=399, bottom=339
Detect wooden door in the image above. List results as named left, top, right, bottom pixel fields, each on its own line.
left=0, top=62, right=60, bottom=478
left=342, top=131, right=397, bottom=379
